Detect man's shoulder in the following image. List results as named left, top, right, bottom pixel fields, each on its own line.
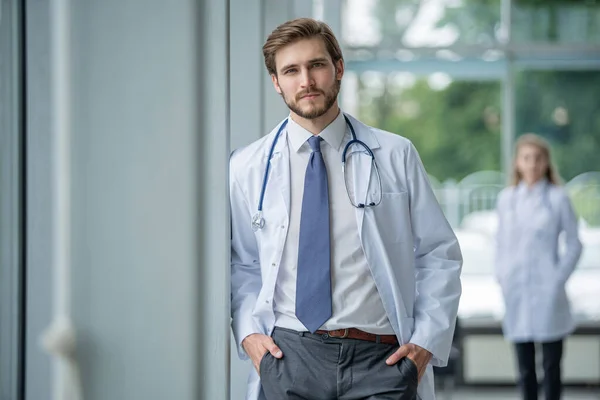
left=230, top=123, right=287, bottom=181
left=230, top=134, right=271, bottom=168
left=372, top=127, right=413, bottom=150
left=350, top=116, right=413, bottom=153
left=230, top=119, right=287, bottom=169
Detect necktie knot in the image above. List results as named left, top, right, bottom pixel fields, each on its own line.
left=308, top=136, right=323, bottom=153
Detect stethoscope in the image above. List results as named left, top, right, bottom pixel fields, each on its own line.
left=251, top=114, right=382, bottom=232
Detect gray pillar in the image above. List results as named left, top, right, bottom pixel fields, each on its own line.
left=25, top=0, right=230, bottom=398
left=25, top=0, right=54, bottom=397
left=229, top=0, right=265, bottom=397
left=293, top=0, right=313, bottom=18
left=197, top=0, right=231, bottom=398
left=500, top=0, right=514, bottom=180
left=0, top=0, right=24, bottom=398
left=322, top=0, right=342, bottom=40
left=501, top=66, right=515, bottom=182
left=230, top=0, right=264, bottom=149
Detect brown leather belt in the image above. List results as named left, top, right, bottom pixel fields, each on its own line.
left=314, top=328, right=398, bottom=345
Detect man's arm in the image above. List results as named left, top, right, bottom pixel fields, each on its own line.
left=230, top=162, right=262, bottom=360
left=405, top=142, right=463, bottom=368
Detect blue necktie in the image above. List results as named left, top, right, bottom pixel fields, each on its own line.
left=296, top=136, right=332, bottom=333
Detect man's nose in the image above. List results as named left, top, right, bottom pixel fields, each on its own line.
left=300, top=69, right=315, bottom=88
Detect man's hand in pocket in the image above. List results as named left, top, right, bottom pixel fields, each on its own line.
left=242, top=334, right=284, bottom=374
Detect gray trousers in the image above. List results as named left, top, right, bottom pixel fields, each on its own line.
left=260, top=327, right=419, bottom=400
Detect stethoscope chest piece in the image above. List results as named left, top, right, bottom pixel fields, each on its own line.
left=251, top=212, right=265, bottom=232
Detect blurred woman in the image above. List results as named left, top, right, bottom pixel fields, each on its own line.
left=495, top=133, right=582, bottom=400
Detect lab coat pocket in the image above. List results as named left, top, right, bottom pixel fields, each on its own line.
left=373, top=192, right=411, bottom=244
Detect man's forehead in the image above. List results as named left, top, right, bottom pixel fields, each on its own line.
left=275, top=38, right=331, bottom=67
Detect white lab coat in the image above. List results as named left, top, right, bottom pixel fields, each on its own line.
left=230, top=114, right=462, bottom=400
left=495, top=180, right=583, bottom=343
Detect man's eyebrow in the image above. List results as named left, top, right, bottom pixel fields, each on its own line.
left=279, top=62, right=298, bottom=72
left=307, top=57, right=329, bottom=65
left=279, top=58, right=330, bottom=72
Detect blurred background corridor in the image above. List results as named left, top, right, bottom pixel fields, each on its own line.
left=1, top=0, right=599, bottom=399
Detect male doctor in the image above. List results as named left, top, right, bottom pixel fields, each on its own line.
left=230, top=18, right=462, bottom=400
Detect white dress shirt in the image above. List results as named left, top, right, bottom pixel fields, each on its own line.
left=273, top=111, right=394, bottom=334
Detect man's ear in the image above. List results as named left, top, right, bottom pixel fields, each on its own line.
left=335, top=59, right=345, bottom=81
left=271, top=74, right=282, bottom=94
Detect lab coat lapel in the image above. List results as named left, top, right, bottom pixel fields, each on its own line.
left=266, top=127, right=291, bottom=221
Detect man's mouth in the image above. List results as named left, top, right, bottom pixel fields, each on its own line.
left=300, top=92, right=321, bottom=100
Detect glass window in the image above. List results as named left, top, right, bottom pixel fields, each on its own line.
left=514, top=70, right=600, bottom=182
left=512, top=0, right=600, bottom=44
left=353, top=71, right=502, bottom=182
left=342, top=0, right=503, bottom=48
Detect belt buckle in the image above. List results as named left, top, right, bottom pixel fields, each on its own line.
left=328, top=328, right=349, bottom=339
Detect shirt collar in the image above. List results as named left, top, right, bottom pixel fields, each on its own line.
left=517, top=178, right=548, bottom=196
left=286, top=110, right=347, bottom=153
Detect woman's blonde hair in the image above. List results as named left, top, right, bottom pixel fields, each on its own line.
left=510, top=133, right=561, bottom=186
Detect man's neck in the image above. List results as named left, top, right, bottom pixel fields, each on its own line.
left=290, top=104, right=340, bottom=135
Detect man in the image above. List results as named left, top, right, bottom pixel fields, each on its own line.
left=230, top=17, right=462, bottom=400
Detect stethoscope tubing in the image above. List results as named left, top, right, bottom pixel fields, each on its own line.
left=253, top=113, right=378, bottom=231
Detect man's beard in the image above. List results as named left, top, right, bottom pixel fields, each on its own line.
left=281, top=79, right=341, bottom=120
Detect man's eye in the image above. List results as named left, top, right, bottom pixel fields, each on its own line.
left=284, top=69, right=297, bottom=74
left=313, top=63, right=324, bottom=67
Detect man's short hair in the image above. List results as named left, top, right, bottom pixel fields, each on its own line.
left=262, top=18, right=344, bottom=76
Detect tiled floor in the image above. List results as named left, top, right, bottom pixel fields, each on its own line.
left=439, top=387, right=600, bottom=399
